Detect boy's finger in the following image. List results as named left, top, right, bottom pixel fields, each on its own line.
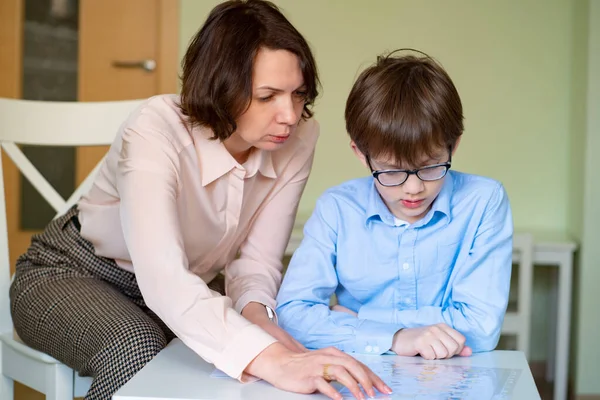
left=419, top=344, right=436, bottom=360
left=458, top=346, right=473, bottom=357
left=441, top=325, right=467, bottom=348
left=428, top=339, right=448, bottom=359
left=435, top=330, right=460, bottom=357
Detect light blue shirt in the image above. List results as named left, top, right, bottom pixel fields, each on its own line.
left=276, top=171, right=513, bottom=355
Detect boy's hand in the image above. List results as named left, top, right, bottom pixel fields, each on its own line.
left=331, top=304, right=358, bottom=317
left=391, top=323, right=472, bottom=360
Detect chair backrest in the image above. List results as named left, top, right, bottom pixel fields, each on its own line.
left=507, top=232, right=534, bottom=357
left=0, top=97, right=144, bottom=333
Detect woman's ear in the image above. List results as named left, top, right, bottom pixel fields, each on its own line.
left=350, top=141, right=369, bottom=169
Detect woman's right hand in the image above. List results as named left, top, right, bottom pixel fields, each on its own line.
left=245, top=342, right=392, bottom=400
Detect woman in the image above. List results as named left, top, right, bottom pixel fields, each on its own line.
left=9, top=1, right=391, bottom=399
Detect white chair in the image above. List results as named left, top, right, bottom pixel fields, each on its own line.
left=0, top=97, right=144, bottom=400
left=502, top=232, right=534, bottom=359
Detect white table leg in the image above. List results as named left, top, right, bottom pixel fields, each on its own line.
left=554, top=253, right=573, bottom=400
left=546, top=268, right=557, bottom=381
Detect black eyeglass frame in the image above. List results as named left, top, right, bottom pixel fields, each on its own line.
left=366, top=150, right=452, bottom=187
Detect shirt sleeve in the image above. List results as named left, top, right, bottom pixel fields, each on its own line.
left=225, top=121, right=320, bottom=315
left=393, top=183, right=513, bottom=352
left=276, top=193, right=402, bottom=355
left=116, top=127, right=276, bottom=381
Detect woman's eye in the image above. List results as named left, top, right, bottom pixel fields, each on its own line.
left=259, top=95, right=273, bottom=102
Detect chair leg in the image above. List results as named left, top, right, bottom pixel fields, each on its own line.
left=1, top=344, right=15, bottom=400
left=45, top=363, right=74, bottom=400
left=1, top=372, right=14, bottom=400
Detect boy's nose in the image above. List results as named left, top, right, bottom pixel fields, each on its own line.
left=402, top=174, right=425, bottom=194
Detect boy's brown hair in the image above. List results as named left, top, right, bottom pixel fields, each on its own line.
left=179, top=0, right=319, bottom=141
left=345, top=49, right=463, bottom=167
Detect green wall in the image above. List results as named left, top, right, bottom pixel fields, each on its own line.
left=179, top=0, right=597, bottom=394
left=573, top=0, right=600, bottom=395
left=181, top=0, right=572, bottom=233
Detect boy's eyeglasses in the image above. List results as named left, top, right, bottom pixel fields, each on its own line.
left=366, top=153, right=452, bottom=187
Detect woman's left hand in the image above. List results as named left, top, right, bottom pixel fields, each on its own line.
left=242, top=302, right=307, bottom=353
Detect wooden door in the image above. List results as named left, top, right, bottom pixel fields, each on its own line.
left=0, top=0, right=178, bottom=271
left=0, top=1, right=179, bottom=399
left=77, top=0, right=178, bottom=183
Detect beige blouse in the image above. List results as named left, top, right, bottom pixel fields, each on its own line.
left=77, top=94, right=319, bottom=380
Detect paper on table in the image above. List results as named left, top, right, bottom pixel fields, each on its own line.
left=337, top=355, right=522, bottom=400
left=210, top=368, right=232, bottom=379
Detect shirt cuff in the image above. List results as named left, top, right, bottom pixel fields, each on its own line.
left=349, top=319, right=401, bottom=355
left=213, top=323, right=278, bottom=382
left=358, top=304, right=395, bottom=324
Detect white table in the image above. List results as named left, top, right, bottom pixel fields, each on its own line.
left=114, top=339, right=540, bottom=400
left=510, top=232, right=577, bottom=400
left=286, top=227, right=577, bottom=400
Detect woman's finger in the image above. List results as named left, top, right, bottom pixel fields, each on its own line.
left=365, top=366, right=393, bottom=395
left=320, top=346, right=346, bottom=357
left=315, top=377, right=343, bottom=400
left=314, top=348, right=390, bottom=397
left=333, top=357, right=376, bottom=398
left=327, top=365, right=365, bottom=400
left=291, top=337, right=309, bottom=353
left=314, top=349, right=372, bottom=397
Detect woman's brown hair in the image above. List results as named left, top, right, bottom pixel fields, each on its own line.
left=180, top=0, right=319, bottom=141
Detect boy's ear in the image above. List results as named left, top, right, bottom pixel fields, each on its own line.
left=350, top=141, right=369, bottom=169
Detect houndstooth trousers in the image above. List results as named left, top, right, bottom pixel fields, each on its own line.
left=9, top=206, right=225, bottom=400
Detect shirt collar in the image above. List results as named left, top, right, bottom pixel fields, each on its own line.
left=364, top=171, right=454, bottom=227
left=245, top=147, right=276, bottom=180
left=417, top=170, right=453, bottom=227
left=194, top=126, right=277, bottom=186
left=365, top=179, right=396, bottom=227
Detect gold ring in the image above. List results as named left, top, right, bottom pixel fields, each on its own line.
left=323, top=364, right=333, bottom=381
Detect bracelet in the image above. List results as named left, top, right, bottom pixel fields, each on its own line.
left=265, top=305, right=276, bottom=324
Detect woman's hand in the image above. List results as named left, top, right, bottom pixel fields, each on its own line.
left=259, top=321, right=308, bottom=353
left=245, top=342, right=393, bottom=400
left=241, top=302, right=307, bottom=353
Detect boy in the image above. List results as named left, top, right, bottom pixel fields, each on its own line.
left=276, top=50, right=513, bottom=360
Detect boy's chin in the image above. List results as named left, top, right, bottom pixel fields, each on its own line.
left=395, top=204, right=431, bottom=223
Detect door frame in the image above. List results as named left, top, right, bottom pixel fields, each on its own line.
left=0, top=0, right=180, bottom=271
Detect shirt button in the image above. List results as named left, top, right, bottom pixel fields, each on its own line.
left=402, top=263, right=410, bottom=270
left=372, top=346, right=380, bottom=353
left=365, top=345, right=373, bottom=353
